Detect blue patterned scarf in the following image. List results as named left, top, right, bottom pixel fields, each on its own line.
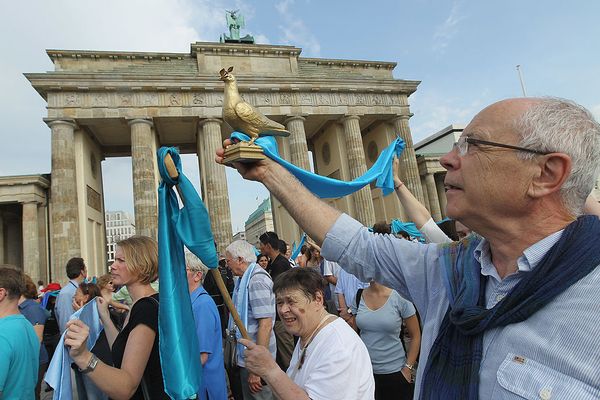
left=420, top=215, right=600, bottom=399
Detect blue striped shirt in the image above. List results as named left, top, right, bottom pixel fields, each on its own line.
left=322, top=213, right=600, bottom=399
left=234, top=267, right=276, bottom=367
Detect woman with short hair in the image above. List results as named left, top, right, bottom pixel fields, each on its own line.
left=65, top=235, right=168, bottom=400
left=240, top=268, right=375, bottom=400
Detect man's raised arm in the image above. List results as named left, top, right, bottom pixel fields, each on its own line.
left=216, top=139, right=341, bottom=245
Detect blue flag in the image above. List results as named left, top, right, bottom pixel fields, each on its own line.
left=156, top=146, right=219, bottom=399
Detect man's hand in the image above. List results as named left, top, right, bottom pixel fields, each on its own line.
left=215, top=138, right=274, bottom=183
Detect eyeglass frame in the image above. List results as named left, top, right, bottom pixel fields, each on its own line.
left=453, top=136, right=551, bottom=156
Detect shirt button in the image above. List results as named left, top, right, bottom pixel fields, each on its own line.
left=495, top=294, right=505, bottom=302
left=539, top=387, right=552, bottom=399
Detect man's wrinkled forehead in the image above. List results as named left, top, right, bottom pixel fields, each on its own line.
left=462, top=99, right=539, bottom=140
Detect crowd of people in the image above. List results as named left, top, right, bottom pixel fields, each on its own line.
left=2, top=96, right=600, bottom=400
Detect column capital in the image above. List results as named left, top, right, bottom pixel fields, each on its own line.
left=391, top=113, right=414, bottom=123
left=284, top=115, right=306, bottom=124
left=199, top=118, right=223, bottom=127
left=44, top=118, right=76, bottom=129
left=128, top=118, right=153, bottom=127
left=340, top=114, right=361, bottom=123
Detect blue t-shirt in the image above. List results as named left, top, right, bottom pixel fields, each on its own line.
left=355, top=290, right=416, bottom=374
left=191, top=286, right=227, bottom=400
left=0, top=314, right=39, bottom=399
left=19, top=298, right=50, bottom=364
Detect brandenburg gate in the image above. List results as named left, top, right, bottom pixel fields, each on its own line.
left=26, top=41, right=422, bottom=282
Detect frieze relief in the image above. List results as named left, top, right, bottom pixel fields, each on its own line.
left=51, top=91, right=403, bottom=109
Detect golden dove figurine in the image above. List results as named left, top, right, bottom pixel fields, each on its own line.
left=220, top=66, right=290, bottom=164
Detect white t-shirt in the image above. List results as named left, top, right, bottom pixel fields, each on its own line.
left=420, top=218, right=452, bottom=244
left=287, top=317, right=375, bottom=400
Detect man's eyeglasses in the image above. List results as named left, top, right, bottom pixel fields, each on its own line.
left=453, top=137, right=551, bottom=157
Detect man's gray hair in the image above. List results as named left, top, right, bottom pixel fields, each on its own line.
left=516, top=97, right=600, bottom=216
left=185, top=252, right=208, bottom=277
left=225, top=240, right=257, bottom=264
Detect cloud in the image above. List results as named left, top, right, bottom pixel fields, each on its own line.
left=274, top=0, right=321, bottom=56
left=591, top=104, right=600, bottom=122
left=409, top=90, right=488, bottom=141
left=432, top=1, right=466, bottom=54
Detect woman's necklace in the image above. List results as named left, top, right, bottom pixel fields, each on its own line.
left=295, top=313, right=335, bottom=372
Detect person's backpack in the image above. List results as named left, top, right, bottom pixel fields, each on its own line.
left=42, top=292, right=61, bottom=360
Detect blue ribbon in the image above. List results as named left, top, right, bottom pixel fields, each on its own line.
left=290, top=233, right=306, bottom=260
left=230, top=132, right=405, bottom=198
left=157, top=146, right=219, bottom=399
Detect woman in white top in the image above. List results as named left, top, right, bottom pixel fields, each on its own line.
left=240, top=268, right=375, bottom=400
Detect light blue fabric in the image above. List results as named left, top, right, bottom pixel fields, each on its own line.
left=390, top=217, right=452, bottom=238
left=157, top=146, right=220, bottom=399
left=230, top=132, right=405, bottom=198
left=45, top=299, right=103, bottom=400
left=229, top=262, right=258, bottom=359
left=291, top=233, right=306, bottom=260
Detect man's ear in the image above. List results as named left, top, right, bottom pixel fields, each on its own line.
left=528, top=153, right=572, bottom=198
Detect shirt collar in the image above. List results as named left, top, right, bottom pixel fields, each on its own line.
left=473, top=229, right=565, bottom=282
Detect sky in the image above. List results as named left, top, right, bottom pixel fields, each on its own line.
left=1, top=0, right=599, bottom=233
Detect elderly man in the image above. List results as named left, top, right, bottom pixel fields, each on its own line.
left=185, top=253, right=227, bottom=400
left=0, top=266, right=39, bottom=399
left=226, top=240, right=276, bottom=400
left=217, top=98, right=600, bottom=399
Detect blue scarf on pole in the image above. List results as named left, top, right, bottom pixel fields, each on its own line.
left=420, top=215, right=600, bottom=399
left=157, top=146, right=219, bottom=399
left=230, top=132, right=405, bottom=198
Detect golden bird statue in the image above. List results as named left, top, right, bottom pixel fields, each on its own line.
left=220, top=66, right=290, bottom=144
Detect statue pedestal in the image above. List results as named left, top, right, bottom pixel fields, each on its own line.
left=222, top=141, right=266, bottom=165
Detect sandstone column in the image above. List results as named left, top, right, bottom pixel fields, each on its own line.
left=47, top=119, right=80, bottom=283
left=284, top=116, right=311, bottom=170
left=425, top=173, right=442, bottom=221
left=392, top=115, right=426, bottom=205
left=22, top=201, right=40, bottom=283
left=342, top=115, right=375, bottom=226
left=435, top=174, right=447, bottom=219
left=199, top=118, right=233, bottom=255
left=129, top=118, right=158, bottom=239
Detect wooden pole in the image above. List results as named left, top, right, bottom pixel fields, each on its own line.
left=164, top=153, right=250, bottom=340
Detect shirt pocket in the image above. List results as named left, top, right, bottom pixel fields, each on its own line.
left=496, top=352, right=600, bottom=399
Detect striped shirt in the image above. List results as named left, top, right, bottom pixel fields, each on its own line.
left=235, top=267, right=276, bottom=367
left=322, top=213, right=600, bottom=400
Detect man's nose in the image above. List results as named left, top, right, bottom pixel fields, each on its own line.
left=440, top=148, right=459, bottom=171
